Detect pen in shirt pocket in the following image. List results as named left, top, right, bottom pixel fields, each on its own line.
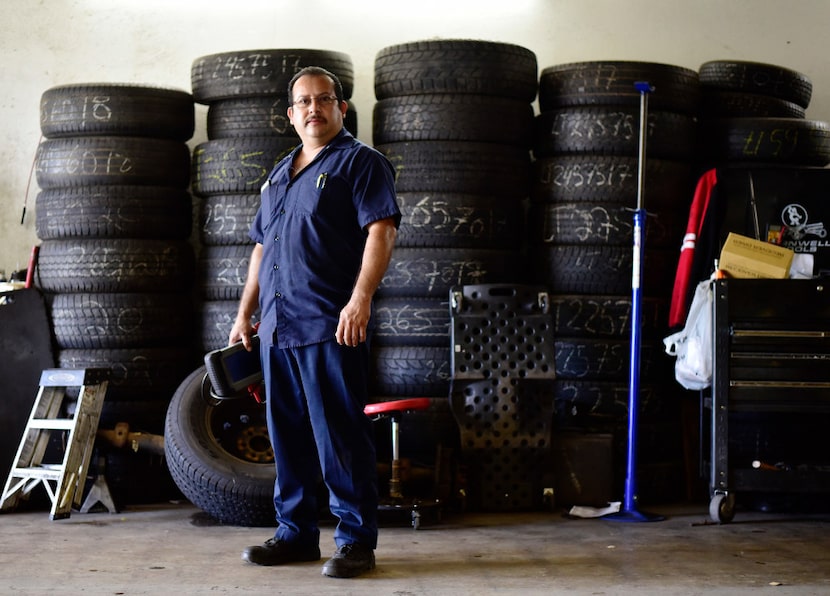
left=316, top=173, right=328, bottom=189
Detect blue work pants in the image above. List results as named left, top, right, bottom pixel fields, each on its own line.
left=260, top=339, right=378, bottom=549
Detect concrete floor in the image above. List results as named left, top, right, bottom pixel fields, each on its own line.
left=1, top=500, right=829, bottom=595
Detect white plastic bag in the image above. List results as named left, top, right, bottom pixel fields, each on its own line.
left=663, top=279, right=714, bottom=390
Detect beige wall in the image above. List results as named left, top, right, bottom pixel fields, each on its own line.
left=1, top=0, right=828, bottom=277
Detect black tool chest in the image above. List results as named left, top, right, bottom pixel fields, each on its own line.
left=707, top=277, right=830, bottom=522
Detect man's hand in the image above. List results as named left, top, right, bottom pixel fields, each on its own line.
left=336, top=292, right=371, bottom=347
left=229, top=320, right=256, bottom=351
left=335, top=217, right=397, bottom=348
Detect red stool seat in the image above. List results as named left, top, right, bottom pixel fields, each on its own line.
left=364, top=397, right=431, bottom=417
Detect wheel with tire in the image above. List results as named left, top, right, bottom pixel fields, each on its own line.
left=373, top=95, right=534, bottom=147
left=191, top=48, right=354, bottom=103
left=528, top=201, right=685, bottom=247
left=165, top=366, right=277, bottom=526
left=553, top=338, right=663, bottom=381
left=533, top=107, right=696, bottom=159
left=699, top=60, right=812, bottom=109
left=539, top=61, right=700, bottom=114
left=709, top=492, right=736, bottom=524
left=698, top=117, right=830, bottom=166
left=198, top=300, right=260, bottom=353
left=199, top=194, right=260, bottom=246
left=35, top=136, right=190, bottom=188
left=198, top=244, right=253, bottom=300
left=40, top=83, right=194, bottom=141
left=35, top=238, right=195, bottom=293
left=372, top=296, right=450, bottom=347
left=370, top=345, right=451, bottom=397
left=50, top=292, right=191, bottom=349
left=700, top=90, right=806, bottom=119
left=58, top=346, right=196, bottom=401
left=550, top=294, right=669, bottom=339
left=395, top=193, right=523, bottom=249
left=374, top=39, right=538, bottom=102
left=532, top=245, right=675, bottom=295
left=207, top=96, right=358, bottom=139
left=376, top=141, right=532, bottom=198
left=378, top=247, right=523, bottom=298
left=191, top=137, right=297, bottom=196
left=35, top=185, right=192, bottom=240
left=530, top=155, right=693, bottom=209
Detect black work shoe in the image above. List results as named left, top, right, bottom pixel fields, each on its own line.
left=321, top=543, right=376, bottom=578
left=241, top=538, right=321, bottom=566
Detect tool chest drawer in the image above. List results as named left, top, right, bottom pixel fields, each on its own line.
left=707, top=278, right=830, bottom=522
left=713, top=278, right=830, bottom=413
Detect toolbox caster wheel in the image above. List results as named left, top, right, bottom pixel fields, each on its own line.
left=710, top=493, right=736, bottom=524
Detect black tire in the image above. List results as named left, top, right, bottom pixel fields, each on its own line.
left=531, top=155, right=694, bottom=208
left=375, top=141, right=531, bottom=198
left=698, top=60, right=812, bottom=109
left=58, top=346, right=196, bottom=401
left=698, top=118, right=830, bottom=166
left=165, top=366, right=277, bottom=526
left=199, top=194, right=259, bottom=246
left=532, top=245, right=675, bottom=295
left=50, top=292, right=192, bottom=349
left=198, top=244, right=252, bottom=300
left=700, top=90, right=806, bottom=119
left=372, top=296, right=450, bottom=347
left=35, top=185, right=192, bottom=240
left=373, top=94, right=534, bottom=147
left=533, top=108, right=697, bottom=159
left=539, top=61, right=700, bottom=114
left=40, top=84, right=194, bottom=141
left=35, top=136, right=190, bottom=189
left=207, top=96, right=358, bottom=139
left=552, top=380, right=676, bottom=420
left=396, top=192, right=523, bottom=249
left=35, top=238, right=195, bottom=293
left=550, top=294, right=669, bottom=339
left=191, top=137, right=297, bottom=196
left=198, top=300, right=260, bottom=353
left=527, top=201, right=685, bottom=248
left=370, top=345, right=451, bottom=397
left=191, top=48, right=354, bottom=103
left=554, top=338, right=665, bottom=381
left=207, top=96, right=294, bottom=138
left=379, top=248, right=523, bottom=298
left=374, top=39, right=538, bottom=102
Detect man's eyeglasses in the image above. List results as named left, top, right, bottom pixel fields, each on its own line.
left=292, top=95, right=340, bottom=109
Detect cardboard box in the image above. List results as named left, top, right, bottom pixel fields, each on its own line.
left=718, top=232, right=794, bottom=279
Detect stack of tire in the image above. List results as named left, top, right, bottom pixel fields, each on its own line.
left=696, top=60, right=830, bottom=168
left=34, top=83, right=196, bottom=504
left=530, top=62, right=701, bottom=502
left=368, top=39, right=538, bottom=498
left=163, top=50, right=355, bottom=527
left=188, top=49, right=357, bottom=352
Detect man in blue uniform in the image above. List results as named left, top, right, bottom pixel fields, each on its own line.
left=229, top=66, right=400, bottom=578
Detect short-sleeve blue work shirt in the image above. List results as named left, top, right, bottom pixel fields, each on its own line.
left=250, top=128, right=401, bottom=349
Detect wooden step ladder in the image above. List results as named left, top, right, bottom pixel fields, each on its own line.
left=1, top=368, right=110, bottom=520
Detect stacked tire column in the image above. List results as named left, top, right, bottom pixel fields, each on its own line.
left=696, top=60, right=830, bottom=168
left=531, top=62, right=700, bottom=502
left=34, top=84, right=197, bottom=504
left=189, top=49, right=356, bottom=352
left=370, top=39, right=538, bottom=498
